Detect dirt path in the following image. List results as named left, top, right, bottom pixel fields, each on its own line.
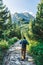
left=3, top=40, right=36, bottom=65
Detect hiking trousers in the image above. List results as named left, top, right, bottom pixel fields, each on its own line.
left=21, top=48, right=26, bottom=59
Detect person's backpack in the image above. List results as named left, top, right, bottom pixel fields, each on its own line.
left=20, top=39, right=29, bottom=45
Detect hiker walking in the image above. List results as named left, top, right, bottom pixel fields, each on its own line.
left=20, top=37, right=28, bottom=60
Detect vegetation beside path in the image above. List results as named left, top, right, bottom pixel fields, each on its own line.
left=22, top=0, right=43, bottom=65
left=0, top=37, right=18, bottom=65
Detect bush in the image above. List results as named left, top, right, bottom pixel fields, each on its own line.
left=0, top=40, right=9, bottom=49
left=28, top=39, right=43, bottom=65
left=8, top=37, right=18, bottom=46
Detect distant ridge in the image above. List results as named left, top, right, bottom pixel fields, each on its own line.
left=12, top=12, right=34, bottom=24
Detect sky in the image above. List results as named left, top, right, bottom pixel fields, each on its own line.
left=3, top=0, right=40, bottom=16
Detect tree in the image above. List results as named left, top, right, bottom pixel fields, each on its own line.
left=41, top=0, right=43, bottom=3
left=28, top=1, right=43, bottom=65
left=0, top=0, right=12, bottom=39
left=31, top=0, right=43, bottom=40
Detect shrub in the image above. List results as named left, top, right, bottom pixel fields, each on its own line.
left=0, top=40, right=9, bottom=49
left=28, top=39, right=43, bottom=65
left=8, top=37, right=18, bottom=45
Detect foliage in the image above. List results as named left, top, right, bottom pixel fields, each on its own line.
left=0, top=37, right=18, bottom=65
left=28, top=39, right=43, bottom=65
left=0, top=0, right=21, bottom=40
left=0, top=37, right=18, bottom=48
left=8, top=37, right=18, bottom=46
left=0, top=0, right=12, bottom=39
left=25, top=1, right=43, bottom=65
left=22, top=1, right=43, bottom=65
left=0, top=40, right=9, bottom=49
left=31, top=1, right=43, bottom=40
left=4, top=23, right=21, bottom=39
left=0, top=40, right=7, bottom=65
left=0, top=49, right=6, bottom=65
left=23, top=30, right=43, bottom=65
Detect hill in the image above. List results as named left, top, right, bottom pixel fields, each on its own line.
left=12, top=12, right=34, bottom=24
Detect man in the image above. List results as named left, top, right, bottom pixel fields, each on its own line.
left=20, top=37, right=28, bottom=60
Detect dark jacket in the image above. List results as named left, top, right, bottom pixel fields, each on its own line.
left=20, top=39, right=28, bottom=49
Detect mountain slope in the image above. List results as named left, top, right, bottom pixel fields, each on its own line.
left=12, top=12, right=34, bottom=24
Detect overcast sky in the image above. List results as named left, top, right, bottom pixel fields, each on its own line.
left=3, top=0, right=40, bottom=16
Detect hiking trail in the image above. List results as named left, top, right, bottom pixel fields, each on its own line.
left=3, top=40, right=36, bottom=65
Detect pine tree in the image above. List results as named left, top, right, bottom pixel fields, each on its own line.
left=32, top=0, right=43, bottom=40
left=0, top=0, right=12, bottom=39
left=41, top=0, right=43, bottom=3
